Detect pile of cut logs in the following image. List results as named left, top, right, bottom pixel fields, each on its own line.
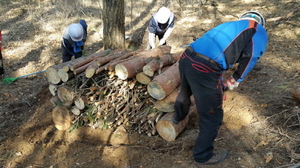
left=46, top=45, right=196, bottom=141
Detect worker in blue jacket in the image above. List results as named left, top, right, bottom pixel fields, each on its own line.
left=172, top=11, right=268, bottom=166
left=61, top=20, right=87, bottom=63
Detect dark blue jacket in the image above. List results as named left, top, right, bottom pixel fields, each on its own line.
left=148, top=12, right=175, bottom=35
left=190, top=19, right=268, bottom=82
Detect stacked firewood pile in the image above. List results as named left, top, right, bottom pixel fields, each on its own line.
left=46, top=45, right=194, bottom=141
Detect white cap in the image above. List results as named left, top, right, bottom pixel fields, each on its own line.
left=156, top=7, right=171, bottom=24
left=68, top=23, right=84, bottom=41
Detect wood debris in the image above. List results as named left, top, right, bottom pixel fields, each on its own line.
left=47, top=45, right=193, bottom=140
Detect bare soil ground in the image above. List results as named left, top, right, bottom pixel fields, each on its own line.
left=0, top=0, right=300, bottom=168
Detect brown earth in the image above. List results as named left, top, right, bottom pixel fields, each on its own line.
left=0, top=0, right=300, bottom=168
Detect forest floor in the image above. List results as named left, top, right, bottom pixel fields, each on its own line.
left=0, top=0, right=300, bottom=168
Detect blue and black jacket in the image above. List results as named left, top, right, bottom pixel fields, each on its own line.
left=62, top=19, right=88, bottom=53
left=190, top=19, right=268, bottom=82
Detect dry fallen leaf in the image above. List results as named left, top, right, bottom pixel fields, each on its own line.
left=264, top=152, right=273, bottom=163
left=253, top=140, right=269, bottom=151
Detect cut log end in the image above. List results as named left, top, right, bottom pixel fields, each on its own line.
left=52, top=106, right=72, bottom=131
left=136, top=72, right=151, bottom=85
left=147, top=82, right=166, bottom=100
left=155, top=120, right=177, bottom=141
left=85, top=68, right=95, bottom=78
left=115, top=64, right=128, bottom=80
left=46, top=67, right=61, bottom=84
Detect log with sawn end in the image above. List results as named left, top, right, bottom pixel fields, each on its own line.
left=155, top=104, right=196, bottom=141
left=57, top=86, right=74, bottom=106
left=58, top=69, right=74, bottom=82
left=147, top=61, right=180, bottom=100
left=52, top=106, right=72, bottom=131
left=143, top=53, right=181, bottom=77
left=85, top=49, right=133, bottom=78
left=136, top=65, right=171, bottom=85
left=69, top=49, right=112, bottom=71
left=154, top=86, right=180, bottom=112
left=49, top=84, right=58, bottom=96
left=115, top=45, right=171, bottom=80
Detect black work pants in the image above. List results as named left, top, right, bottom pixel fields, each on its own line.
left=174, top=49, right=224, bottom=163
left=61, top=43, right=83, bottom=63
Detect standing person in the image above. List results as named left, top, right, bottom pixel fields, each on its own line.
left=0, top=31, right=4, bottom=76
left=147, top=7, right=175, bottom=50
left=172, top=11, right=268, bottom=166
left=62, top=19, right=87, bottom=63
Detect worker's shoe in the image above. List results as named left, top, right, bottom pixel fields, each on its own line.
left=194, top=149, right=227, bottom=166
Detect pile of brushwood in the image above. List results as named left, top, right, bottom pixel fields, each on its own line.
left=46, top=45, right=194, bottom=140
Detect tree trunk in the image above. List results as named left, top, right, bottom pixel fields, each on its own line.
left=155, top=104, right=196, bottom=141
left=0, top=31, right=4, bottom=76
left=147, top=61, right=180, bottom=100
left=103, top=0, right=125, bottom=49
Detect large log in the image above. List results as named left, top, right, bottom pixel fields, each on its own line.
left=143, top=53, right=181, bottom=77
left=95, top=49, right=144, bottom=74
left=69, top=49, right=112, bottom=71
left=85, top=50, right=133, bottom=78
left=115, top=45, right=171, bottom=80
left=52, top=106, right=72, bottom=131
left=154, top=86, right=180, bottom=112
left=46, top=49, right=111, bottom=84
left=57, top=86, right=74, bottom=106
left=58, top=69, right=74, bottom=82
left=147, top=61, right=180, bottom=100
left=156, top=104, right=196, bottom=141
left=136, top=66, right=171, bottom=85
left=46, top=66, right=61, bottom=84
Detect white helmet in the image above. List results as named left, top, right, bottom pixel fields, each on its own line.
left=68, top=23, right=84, bottom=41
left=156, top=7, right=171, bottom=24
left=239, top=11, right=266, bottom=27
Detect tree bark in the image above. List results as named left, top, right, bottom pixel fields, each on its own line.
left=103, top=0, right=125, bottom=49
left=115, top=45, right=171, bottom=80
left=147, top=61, right=180, bottom=100
left=143, top=53, right=181, bottom=77
left=69, top=49, right=111, bottom=71
left=155, top=104, right=196, bottom=141
left=0, top=31, right=4, bottom=76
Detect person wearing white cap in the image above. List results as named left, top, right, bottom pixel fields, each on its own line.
left=147, top=7, right=175, bottom=50
left=61, top=19, right=87, bottom=63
